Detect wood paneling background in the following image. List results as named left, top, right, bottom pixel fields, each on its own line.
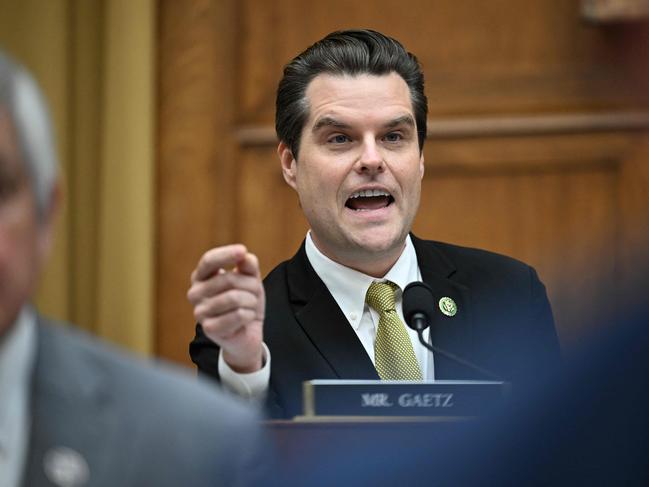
left=157, top=0, right=649, bottom=365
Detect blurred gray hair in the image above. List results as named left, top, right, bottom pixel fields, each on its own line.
left=0, top=50, right=58, bottom=217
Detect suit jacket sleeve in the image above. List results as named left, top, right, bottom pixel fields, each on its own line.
left=527, top=266, right=562, bottom=369
left=189, top=323, right=220, bottom=379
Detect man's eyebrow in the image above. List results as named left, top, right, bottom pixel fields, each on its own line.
left=384, top=115, right=416, bottom=129
left=311, top=116, right=351, bottom=133
left=311, top=114, right=416, bottom=133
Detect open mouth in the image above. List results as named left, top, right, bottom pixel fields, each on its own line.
left=345, top=189, right=394, bottom=211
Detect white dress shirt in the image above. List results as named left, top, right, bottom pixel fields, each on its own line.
left=0, top=306, right=37, bottom=487
left=304, top=232, right=433, bottom=379
left=218, top=233, right=434, bottom=398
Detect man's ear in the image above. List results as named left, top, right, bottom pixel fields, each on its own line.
left=419, top=153, right=425, bottom=180
left=37, top=180, right=61, bottom=260
left=278, top=142, right=298, bottom=190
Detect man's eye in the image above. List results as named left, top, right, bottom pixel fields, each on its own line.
left=0, top=164, right=23, bottom=201
left=384, top=132, right=402, bottom=142
left=328, top=134, right=350, bottom=144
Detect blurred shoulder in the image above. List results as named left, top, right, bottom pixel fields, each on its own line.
left=35, top=317, right=266, bottom=485
left=37, top=317, right=259, bottom=427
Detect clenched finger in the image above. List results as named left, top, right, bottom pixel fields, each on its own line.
left=200, top=308, right=258, bottom=342
left=187, top=271, right=262, bottom=305
left=193, top=289, right=260, bottom=323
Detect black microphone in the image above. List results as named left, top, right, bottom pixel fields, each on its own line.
left=402, top=282, right=503, bottom=381
left=402, top=281, right=436, bottom=333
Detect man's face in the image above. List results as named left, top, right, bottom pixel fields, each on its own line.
left=279, top=73, right=424, bottom=276
left=0, top=109, right=53, bottom=338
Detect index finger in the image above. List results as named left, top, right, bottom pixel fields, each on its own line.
left=194, top=244, right=248, bottom=282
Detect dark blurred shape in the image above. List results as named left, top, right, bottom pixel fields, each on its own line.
left=274, top=302, right=648, bottom=487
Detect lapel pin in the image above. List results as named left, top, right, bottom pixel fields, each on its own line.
left=439, top=297, right=458, bottom=317
left=43, top=446, right=89, bottom=487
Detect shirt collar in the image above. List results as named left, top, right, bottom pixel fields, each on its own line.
left=305, top=232, right=420, bottom=329
left=0, top=306, right=37, bottom=449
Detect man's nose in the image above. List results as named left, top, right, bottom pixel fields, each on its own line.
left=355, top=137, right=384, bottom=174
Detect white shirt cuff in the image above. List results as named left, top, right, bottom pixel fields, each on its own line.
left=218, top=342, right=270, bottom=401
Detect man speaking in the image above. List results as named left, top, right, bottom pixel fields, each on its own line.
left=188, top=29, right=561, bottom=418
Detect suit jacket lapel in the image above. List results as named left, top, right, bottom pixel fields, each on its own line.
left=412, top=236, right=478, bottom=379
left=283, top=237, right=479, bottom=381
left=23, top=319, right=130, bottom=487
left=286, top=243, right=379, bottom=379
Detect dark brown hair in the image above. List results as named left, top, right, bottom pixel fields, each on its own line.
left=275, top=29, right=428, bottom=159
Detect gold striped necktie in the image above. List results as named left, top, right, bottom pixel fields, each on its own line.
left=366, top=281, right=423, bottom=380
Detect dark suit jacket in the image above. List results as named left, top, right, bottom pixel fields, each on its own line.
left=191, top=236, right=561, bottom=419
left=24, top=317, right=266, bottom=487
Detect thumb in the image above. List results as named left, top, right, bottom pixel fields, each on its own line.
left=236, top=252, right=261, bottom=278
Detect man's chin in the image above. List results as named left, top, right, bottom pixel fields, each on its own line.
left=311, top=224, right=408, bottom=262
left=346, top=230, right=408, bottom=257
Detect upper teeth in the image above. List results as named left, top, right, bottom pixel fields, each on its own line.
left=349, top=189, right=390, bottom=198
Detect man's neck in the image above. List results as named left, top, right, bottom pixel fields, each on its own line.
left=309, top=234, right=407, bottom=278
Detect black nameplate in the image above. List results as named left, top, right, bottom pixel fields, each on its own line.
left=302, top=380, right=510, bottom=418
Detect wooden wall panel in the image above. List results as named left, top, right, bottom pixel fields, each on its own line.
left=238, top=147, right=308, bottom=269
left=157, top=0, right=649, bottom=364
left=236, top=0, right=644, bottom=125
left=156, top=0, right=238, bottom=363
left=618, top=136, right=649, bottom=311
left=416, top=157, right=619, bottom=345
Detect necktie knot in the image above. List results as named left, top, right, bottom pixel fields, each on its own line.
left=365, top=281, right=398, bottom=314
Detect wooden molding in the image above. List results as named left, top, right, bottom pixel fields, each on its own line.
left=581, top=0, right=649, bottom=22
left=236, top=111, right=649, bottom=146
left=426, top=112, right=649, bottom=139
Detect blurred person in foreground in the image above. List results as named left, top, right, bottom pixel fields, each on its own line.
left=282, top=296, right=649, bottom=487
left=0, top=51, right=265, bottom=487
left=188, top=29, right=561, bottom=418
